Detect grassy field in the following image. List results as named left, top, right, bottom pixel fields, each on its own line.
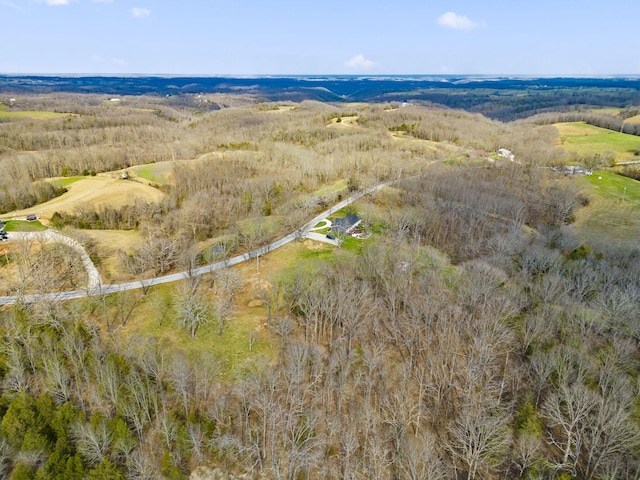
left=584, top=171, right=640, bottom=204
left=118, top=241, right=314, bottom=379
left=4, top=175, right=164, bottom=222
left=625, top=114, right=640, bottom=125
left=1, top=219, right=48, bottom=232
left=313, top=179, right=348, bottom=197
left=0, top=110, right=73, bottom=122
left=556, top=122, right=640, bottom=159
left=119, top=282, right=274, bottom=380
left=555, top=122, right=640, bottom=162
left=48, top=176, right=84, bottom=189
left=131, top=162, right=174, bottom=185
left=587, top=107, right=622, bottom=116
left=574, top=171, right=640, bottom=242
left=76, top=229, right=144, bottom=281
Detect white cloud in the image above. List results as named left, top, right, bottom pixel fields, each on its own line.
left=92, top=0, right=113, bottom=2
left=437, top=12, right=481, bottom=30
left=345, top=54, right=377, bottom=71
left=131, top=7, right=150, bottom=18
left=39, top=0, right=72, bottom=5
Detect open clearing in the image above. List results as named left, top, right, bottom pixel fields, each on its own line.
left=554, top=122, right=640, bottom=161
left=130, top=161, right=174, bottom=185
left=75, top=229, right=144, bottom=281
left=574, top=171, right=640, bottom=242
left=327, top=115, right=359, bottom=128
left=119, top=240, right=311, bottom=378
left=261, top=105, right=297, bottom=112
left=0, top=110, right=73, bottom=122
left=4, top=175, right=164, bottom=222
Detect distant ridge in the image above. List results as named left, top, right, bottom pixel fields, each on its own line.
left=2, top=75, right=640, bottom=120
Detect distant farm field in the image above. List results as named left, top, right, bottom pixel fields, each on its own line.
left=0, top=110, right=72, bottom=122
left=555, top=122, right=640, bottom=161
left=587, top=107, right=622, bottom=116
left=625, top=114, right=640, bottom=125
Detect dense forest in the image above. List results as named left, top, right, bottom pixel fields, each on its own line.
left=0, top=90, right=639, bottom=479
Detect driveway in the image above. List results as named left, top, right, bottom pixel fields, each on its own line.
left=304, top=232, right=340, bottom=246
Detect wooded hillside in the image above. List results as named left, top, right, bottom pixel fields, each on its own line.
left=0, top=93, right=639, bottom=479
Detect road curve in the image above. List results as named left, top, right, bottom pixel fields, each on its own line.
left=0, top=181, right=394, bottom=306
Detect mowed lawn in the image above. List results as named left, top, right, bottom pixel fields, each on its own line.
left=1, top=219, right=48, bottom=232
left=555, top=122, right=640, bottom=161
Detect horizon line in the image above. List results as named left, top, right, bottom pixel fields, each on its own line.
left=1, top=72, right=640, bottom=79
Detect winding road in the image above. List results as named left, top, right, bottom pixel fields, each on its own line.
left=0, top=181, right=394, bottom=306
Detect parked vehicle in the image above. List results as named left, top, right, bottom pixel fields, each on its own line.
left=26, top=214, right=37, bottom=221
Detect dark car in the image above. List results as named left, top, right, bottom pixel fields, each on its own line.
left=26, top=214, right=37, bottom=221
left=326, top=233, right=336, bottom=240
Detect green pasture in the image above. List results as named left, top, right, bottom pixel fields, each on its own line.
left=555, top=122, right=640, bottom=161
left=48, top=177, right=83, bottom=189
left=134, top=164, right=169, bottom=184
left=1, top=219, right=48, bottom=232
left=0, top=110, right=72, bottom=122
left=584, top=171, right=640, bottom=204
left=575, top=171, right=640, bottom=242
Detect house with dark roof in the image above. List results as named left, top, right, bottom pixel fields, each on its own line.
left=331, top=214, right=361, bottom=235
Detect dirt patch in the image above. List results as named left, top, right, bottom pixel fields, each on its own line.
left=304, top=239, right=326, bottom=250
left=4, top=176, right=164, bottom=222
left=245, top=277, right=273, bottom=291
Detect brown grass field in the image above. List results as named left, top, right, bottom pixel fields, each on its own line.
left=5, top=175, right=164, bottom=222
left=625, top=114, right=640, bottom=125
left=75, top=229, right=144, bottom=281
left=554, top=122, right=604, bottom=137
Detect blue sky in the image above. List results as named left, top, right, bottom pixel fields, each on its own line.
left=1, top=0, right=639, bottom=75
